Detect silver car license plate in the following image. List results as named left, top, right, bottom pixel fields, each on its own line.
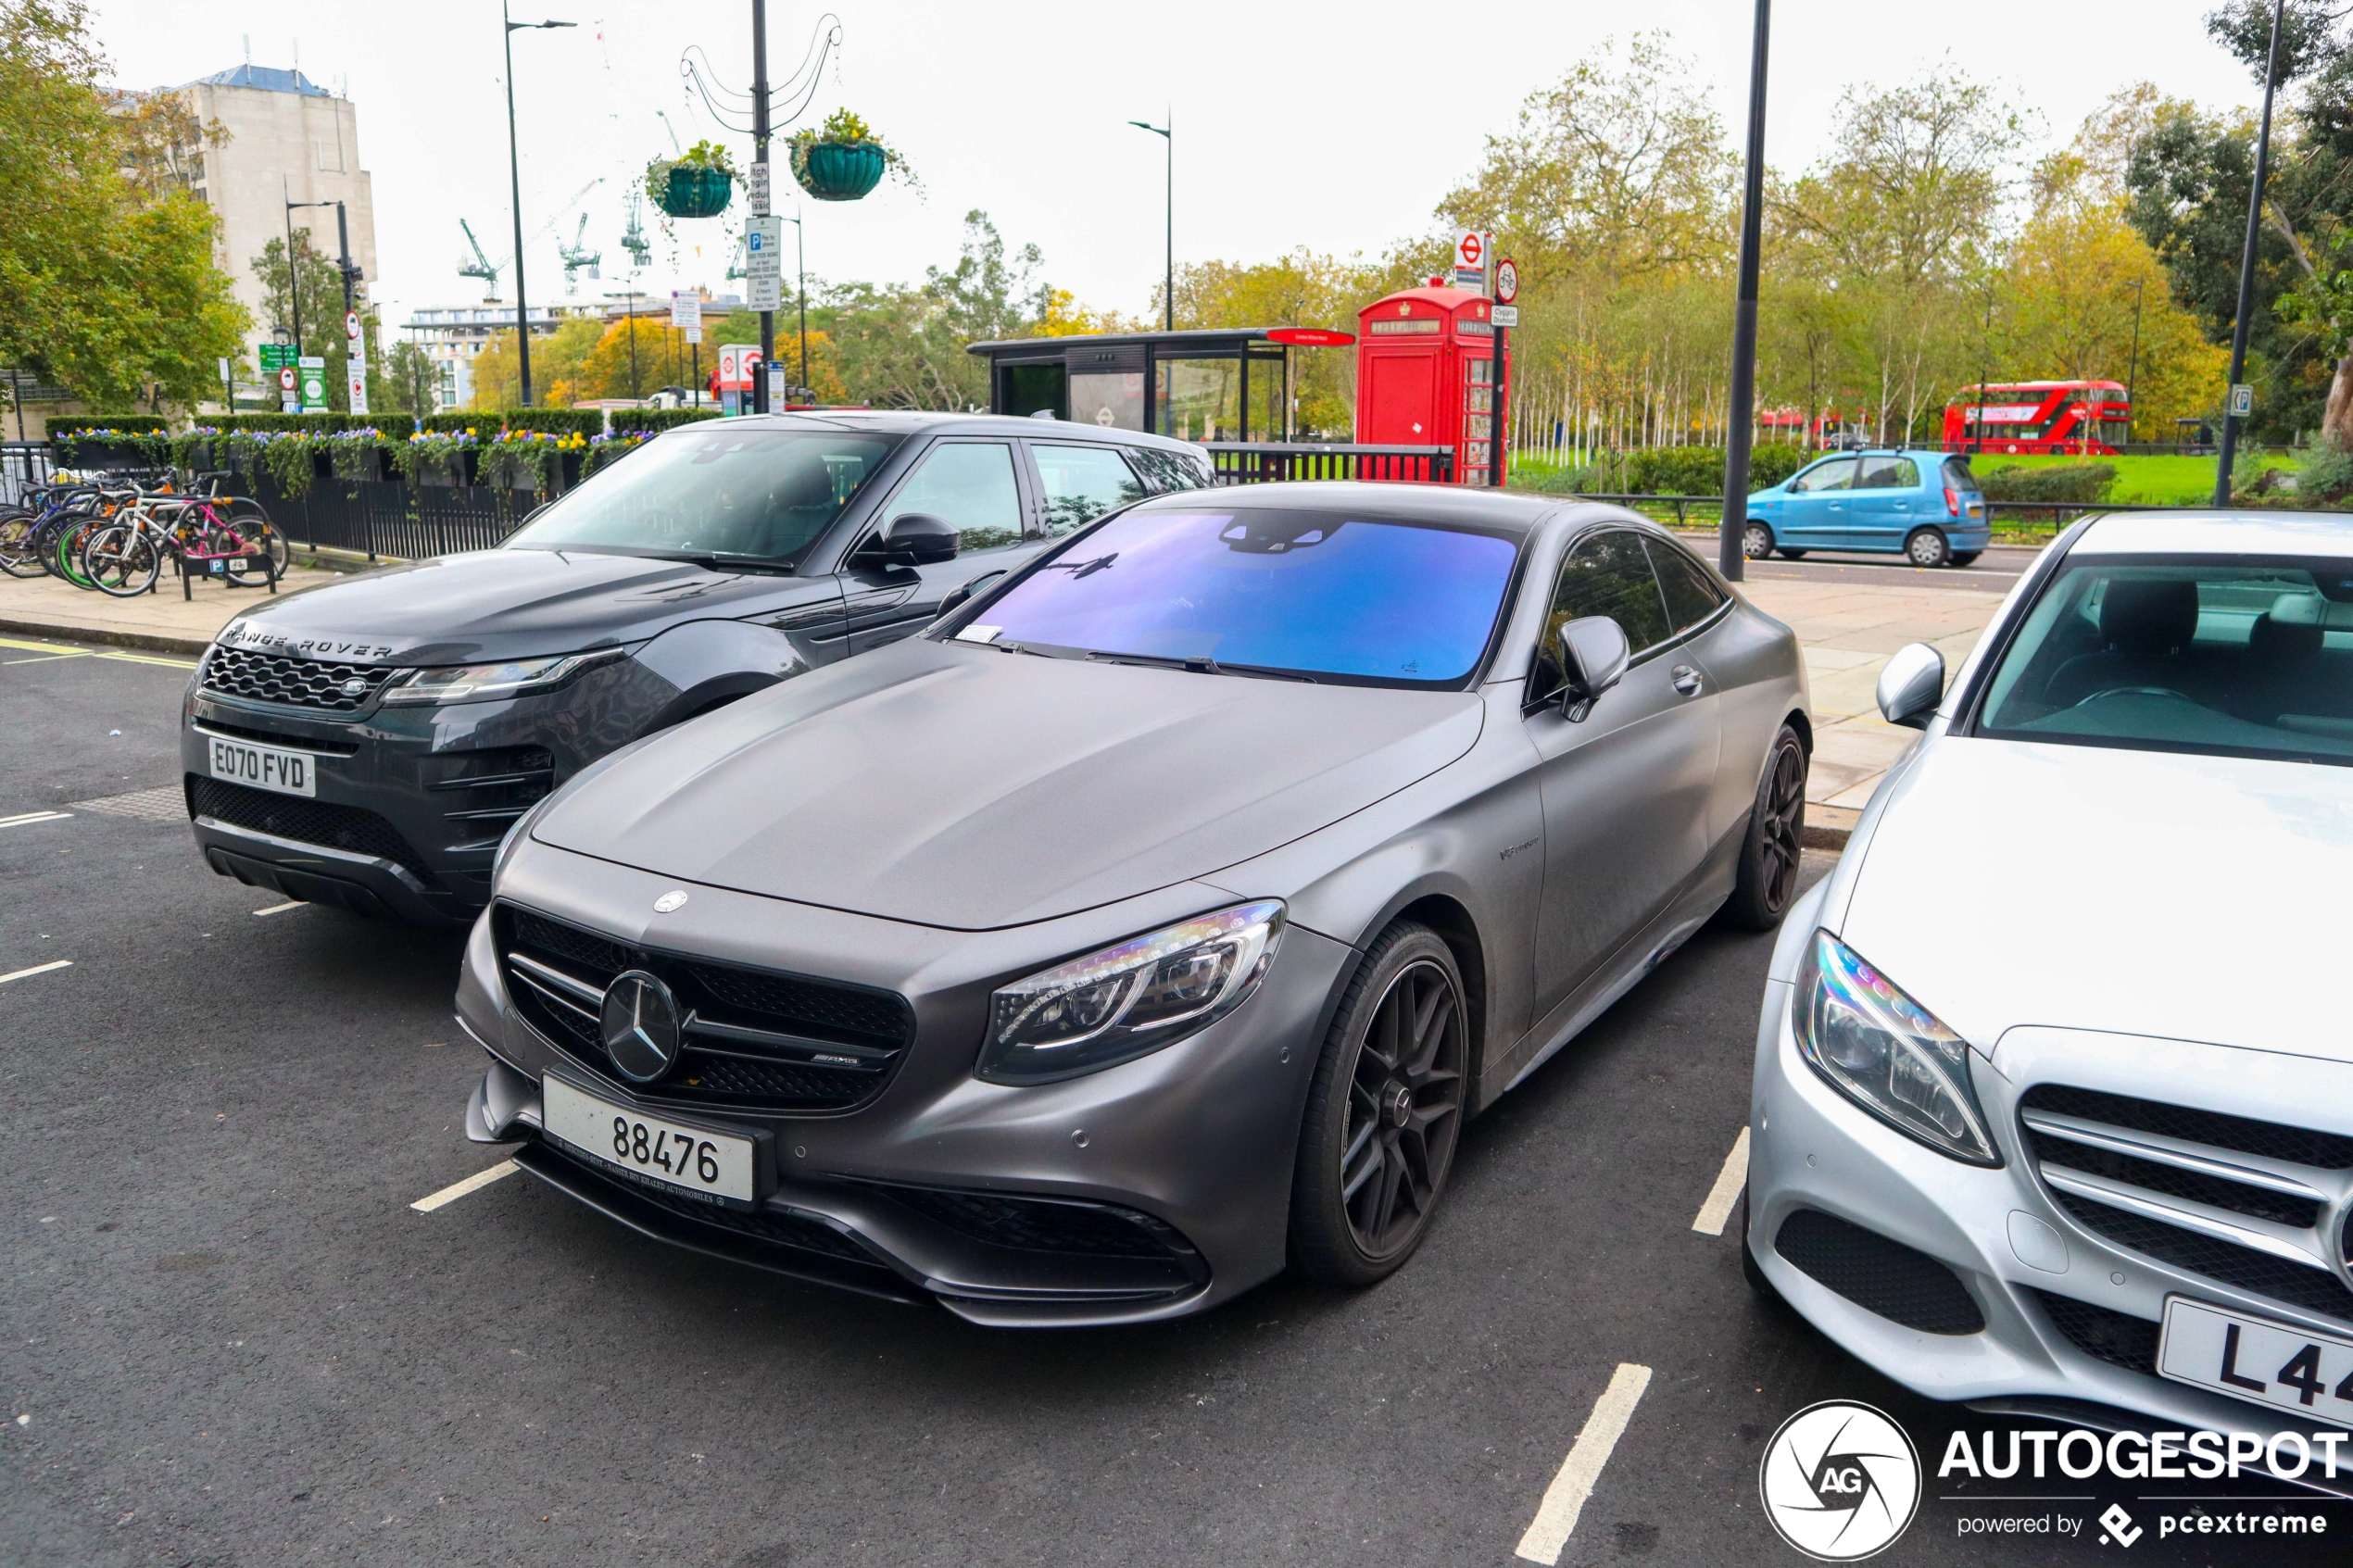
left=207, top=734, right=315, bottom=797
left=541, top=1073, right=756, bottom=1204
left=2158, top=1296, right=2353, bottom=1417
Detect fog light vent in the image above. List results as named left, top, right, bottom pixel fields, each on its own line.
left=1773, top=1207, right=1985, bottom=1335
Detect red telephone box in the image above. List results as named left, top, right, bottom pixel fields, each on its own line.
left=1354, top=287, right=1506, bottom=484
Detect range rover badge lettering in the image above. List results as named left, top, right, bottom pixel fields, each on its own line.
left=652, top=890, right=689, bottom=913
left=599, top=970, right=682, bottom=1083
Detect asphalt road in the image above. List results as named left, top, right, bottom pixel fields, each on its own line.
left=1737, top=543, right=2044, bottom=593
left=4, top=633, right=2341, bottom=1567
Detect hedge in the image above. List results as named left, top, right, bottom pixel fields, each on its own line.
left=1975, top=462, right=2115, bottom=504
left=46, top=414, right=167, bottom=439
left=621, top=408, right=723, bottom=433
left=422, top=408, right=605, bottom=437
left=210, top=412, right=384, bottom=434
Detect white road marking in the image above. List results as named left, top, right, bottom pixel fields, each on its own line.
left=1692, top=1126, right=1752, bottom=1237
left=251, top=901, right=304, bottom=917
left=1514, top=1362, right=1654, bottom=1565
left=410, top=1160, right=520, bottom=1213
left=0, top=810, right=71, bottom=829
left=0, top=960, right=72, bottom=985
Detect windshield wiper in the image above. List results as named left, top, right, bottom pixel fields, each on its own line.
left=1083, top=650, right=1315, bottom=684
left=654, top=551, right=795, bottom=575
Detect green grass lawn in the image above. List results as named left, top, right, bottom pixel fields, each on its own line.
left=1967, top=451, right=2293, bottom=506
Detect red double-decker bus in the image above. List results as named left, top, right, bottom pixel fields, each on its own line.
left=1943, top=381, right=2131, bottom=455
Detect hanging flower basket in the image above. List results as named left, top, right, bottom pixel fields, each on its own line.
left=792, top=140, right=885, bottom=202
left=787, top=109, right=915, bottom=203
left=646, top=141, right=739, bottom=220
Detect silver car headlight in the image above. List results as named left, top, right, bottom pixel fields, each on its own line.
left=1792, top=929, right=2001, bottom=1167
left=380, top=649, right=623, bottom=706
left=976, top=901, right=1285, bottom=1085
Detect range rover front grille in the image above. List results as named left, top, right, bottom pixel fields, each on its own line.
left=200, top=646, right=399, bottom=711
left=2021, top=1084, right=2353, bottom=1326
left=494, top=903, right=915, bottom=1115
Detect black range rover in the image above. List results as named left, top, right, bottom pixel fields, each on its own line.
left=182, top=411, right=1212, bottom=923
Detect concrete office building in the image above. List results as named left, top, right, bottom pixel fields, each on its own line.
left=169, top=64, right=379, bottom=369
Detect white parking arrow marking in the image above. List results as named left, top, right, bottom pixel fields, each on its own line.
left=1515, top=1361, right=1654, bottom=1564
left=1692, top=1126, right=1751, bottom=1236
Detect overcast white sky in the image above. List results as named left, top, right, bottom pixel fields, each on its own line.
left=90, top=0, right=2263, bottom=331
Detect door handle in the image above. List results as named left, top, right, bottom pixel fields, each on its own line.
left=1671, top=664, right=1703, bottom=696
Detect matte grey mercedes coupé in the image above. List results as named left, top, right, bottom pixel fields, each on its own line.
left=457, top=483, right=1811, bottom=1324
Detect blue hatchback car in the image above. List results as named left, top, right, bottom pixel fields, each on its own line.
left=1742, top=449, right=1991, bottom=568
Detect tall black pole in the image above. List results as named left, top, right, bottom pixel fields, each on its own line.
left=752, top=0, right=774, bottom=414
left=1717, top=0, right=1771, bottom=582
left=1164, top=107, right=1173, bottom=332
left=2124, top=275, right=2145, bottom=446
left=503, top=2, right=534, bottom=407
left=282, top=182, right=304, bottom=361
left=2215, top=0, right=2285, bottom=505
left=1491, top=327, right=1508, bottom=489
left=795, top=213, right=808, bottom=395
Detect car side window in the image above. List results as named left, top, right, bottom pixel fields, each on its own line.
left=1529, top=529, right=1674, bottom=702
left=1122, top=445, right=1212, bottom=494
left=1856, top=456, right=1919, bottom=489
left=1032, top=444, right=1146, bottom=537
left=1644, top=537, right=1728, bottom=633
left=881, top=441, right=1024, bottom=553
left=1789, top=458, right=1857, bottom=494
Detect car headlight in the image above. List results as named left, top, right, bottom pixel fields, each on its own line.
left=976, top=901, right=1285, bottom=1085
left=380, top=649, right=623, bottom=706
left=1791, top=929, right=2001, bottom=1166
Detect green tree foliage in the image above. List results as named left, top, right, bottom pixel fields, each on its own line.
left=0, top=1, right=247, bottom=409
left=814, top=211, right=1051, bottom=409
left=248, top=232, right=382, bottom=415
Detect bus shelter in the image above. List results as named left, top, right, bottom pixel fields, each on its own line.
left=967, top=328, right=1303, bottom=443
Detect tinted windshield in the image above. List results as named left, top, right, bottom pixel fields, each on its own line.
left=963, top=507, right=1521, bottom=686
left=1973, top=554, right=2353, bottom=766
left=505, top=427, right=901, bottom=563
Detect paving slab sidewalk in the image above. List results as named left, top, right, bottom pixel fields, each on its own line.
left=2, top=567, right=2007, bottom=825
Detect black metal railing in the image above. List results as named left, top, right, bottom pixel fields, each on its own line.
left=245, top=474, right=528, bottom=560
left=0, top=442, right=54, bottom=506
left=1562, top=493, right=2221, bottom=530
left=1204, top=443, right=1456, bottom=485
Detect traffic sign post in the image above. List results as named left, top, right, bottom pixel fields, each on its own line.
left=1494, top=257, right=1518, bottom=306
left=278, top=364, right=297, bottom=413
left=345, top=309, right=370, bottom=418
left=297, top=356, right=328, bottom=414
left=746, top=217, right=784, bottom=313
left=1452, top=231, right=1492, bottom=295
left=2229, top=383, right=2254, bottom=419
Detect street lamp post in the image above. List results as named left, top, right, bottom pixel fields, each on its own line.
left=752, top=0, right=773, bottom=413
left=780, top=209, right=808, bottom=398
left=2215, top=0, right=2286, bottom=506
left=1716, top=0, right=1771, bottom=583
left=503, top=4, right=575, bottom=408
left=1129, top=110, right=1173, bottom=332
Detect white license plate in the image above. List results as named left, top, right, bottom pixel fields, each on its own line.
left=2158, top=1296, right=2353, bottom=1417
left=207, top=734, right=315, bottom=797
left=541, top=1073, right=757, bottom=1204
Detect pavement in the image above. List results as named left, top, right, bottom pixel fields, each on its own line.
left=6, top=644, right=2336, bottom=1566
left=0, top=562, right=344, bottom=655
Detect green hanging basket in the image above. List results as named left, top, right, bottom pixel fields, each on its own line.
left=792, top=140, right=886, bottom=202
left=654, top=164, right=734, bottom=220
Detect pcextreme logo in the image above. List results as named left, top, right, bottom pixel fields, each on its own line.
left=1759, top=1400, right=1922, bottom=1561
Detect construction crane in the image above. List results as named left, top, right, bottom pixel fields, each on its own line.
left=560, top=213, right=602, bottom=292
left=620, top=197, right=651, bottom=270
left=457, top=219, right=501, bottom=301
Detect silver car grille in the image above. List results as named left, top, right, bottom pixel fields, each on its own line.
left=2020, top=1084, right=2353, bottom=1325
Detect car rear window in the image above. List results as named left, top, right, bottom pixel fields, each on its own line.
left=1972, top=554, right=2353, bottom=766
left=962, top=505, right=1521, bottom=687
left=1942, top=458, right=1979, bottom=493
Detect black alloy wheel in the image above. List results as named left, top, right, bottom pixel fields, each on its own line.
left=1743, top=521, right=1774, bottom=560
left=1290, top=923, right=1468, bottom=1286
left=1723, top=723, right=1807, bottom=930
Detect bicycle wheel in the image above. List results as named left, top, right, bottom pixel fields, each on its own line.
left=226, top=508, right=289, bottom=577
left=53, top=513, right=108, bottom=588
left=0, top=510, right=43, bottom=578
left=81, top=522, right=160, bottom=597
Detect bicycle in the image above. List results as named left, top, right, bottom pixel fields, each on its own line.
left=80, top=486, right=282, bottom=598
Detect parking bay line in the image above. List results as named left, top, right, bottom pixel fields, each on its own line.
left=0, top=810, right=72, bottom=830
left=1691, top=1126, right=1751, bottom=1237
left=0, top=960, right=73, bottom=986
left=251, top=901, right=304, bottom=917
left=1514, top=1362, right=1655, bottom=1564
left=411, top=1160, right=520, bottom=1213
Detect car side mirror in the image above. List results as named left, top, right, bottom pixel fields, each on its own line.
left=1877, top=642, right=1945, bottom=729
left=856, top=512, right=960, bottom=569
left=936, top=568, right=1008, bottom=619
left=1556, top=616, right=1629, bottom=722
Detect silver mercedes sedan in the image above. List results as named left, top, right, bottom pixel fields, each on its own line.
left=454, top=483, right=1809, bottom=1324
left=1748, top=509, right=2353, bottom=1456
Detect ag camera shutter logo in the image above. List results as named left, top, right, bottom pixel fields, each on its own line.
left=1759, top=1400, right=1920, bottom=1560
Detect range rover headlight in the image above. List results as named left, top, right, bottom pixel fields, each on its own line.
left=1792, top=929, right=2001, bottom=1166
left=977, top=901, right=1284, bottom=1085
left=380, top=648, right=623, bottom=707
